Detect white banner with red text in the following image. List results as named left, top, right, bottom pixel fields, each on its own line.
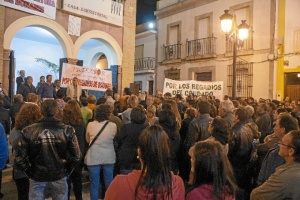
left=0, top=0, right=56, bottom=20
left=62, top=0, right=123, bottom=27
left=61, top=63, right=112, bottom=92
left=163, top=78, right=223, bottom=100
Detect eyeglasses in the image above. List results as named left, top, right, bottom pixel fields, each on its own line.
left=277, top=141, right=294, bottom=149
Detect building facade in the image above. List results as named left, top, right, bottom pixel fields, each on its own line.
left=154, top=0, right=300, bottom=100
left=134, top=21, right=156, bottom=95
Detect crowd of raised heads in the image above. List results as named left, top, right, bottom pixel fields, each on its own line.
left=1, top=75, right=300, bottom=200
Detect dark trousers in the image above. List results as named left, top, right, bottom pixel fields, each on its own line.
left=15, top=177, right=29, bottom=200
left=67, top=166, right=83, bottom=200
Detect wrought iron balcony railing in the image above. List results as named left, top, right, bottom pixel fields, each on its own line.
left=134, top=57, right=155, bottom=71
left=226, top=28, right=254, bottom=52
left=186, top=35, right=217, bottom=57
left=163, top=44, right=181, bottom=61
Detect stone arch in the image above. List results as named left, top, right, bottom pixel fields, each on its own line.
left=4, top=15, right=73, bottom=58
left=74, top=30, right=122, bottom=65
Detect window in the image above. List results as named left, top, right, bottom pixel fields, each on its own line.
left=148, top=80, right=154, bottom=95
left=294, top=29, right=300, bottom=52
left=227, top=61, right=253, bottom=98
left=196, top=72, right=212, bottom=81
left=164, top=67, right=180, bottom=80
left=226, top=3, right=254, bottom=52
left=135, top=45, right=144, bottom=60
left=196, top=17, right=210, bottom=39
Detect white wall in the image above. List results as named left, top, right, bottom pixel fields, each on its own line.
left=136, top=33, right=156, bottom=58
left=157, top=0, right=179, bottom=10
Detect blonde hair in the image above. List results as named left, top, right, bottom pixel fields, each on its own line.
left=127, top=95, right=139, bottom=108
left=87, top=94, right=96, bottom=104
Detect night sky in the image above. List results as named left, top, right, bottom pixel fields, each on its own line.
left=136, top=0, right=157, bottom=25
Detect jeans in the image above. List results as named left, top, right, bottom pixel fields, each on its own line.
left=87, top=164, right=114, bottom=200
left=29, top=177, right=68, bottom=200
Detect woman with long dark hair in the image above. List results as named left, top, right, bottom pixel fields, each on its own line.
left=62, top=100, right=86, bottom=200
left=187, top=140, right=237, bottom=200
left=115, top=106, right=148, bottom=174
left=10, top=104, right=43, bottom=200
left=207, top=116, right=230, bottom=154
left=105, top=125, right=185, bottom=200
left=159, top=109, right=181, bottom=174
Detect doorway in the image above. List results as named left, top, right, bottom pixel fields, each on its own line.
left=285, top=72, right=300, bottom=101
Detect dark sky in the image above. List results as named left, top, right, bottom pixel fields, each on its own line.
left=136, top=0, right=157, bottom=25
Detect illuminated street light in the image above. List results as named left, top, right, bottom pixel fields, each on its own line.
left=220, top=10, right=249, bottom=99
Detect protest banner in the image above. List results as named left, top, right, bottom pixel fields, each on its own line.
left=61, top=63, right=112, bottom=92
left=163, top=78, right=223, bottom=100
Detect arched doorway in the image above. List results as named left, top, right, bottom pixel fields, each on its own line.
left=3, top=15, right=72, bottom=94
left=75, top=31, right=122, bottom=96
left=11, top=26, right=65, bottom=92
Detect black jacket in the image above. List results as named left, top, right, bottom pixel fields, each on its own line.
left=15, top=117, right=81, bottom=182
left=115, top=123, right=147, bottom=170
left=228, top=121, right=253, bottom=168
left=0, top=104, right=10, bottom=134
left=184, top=114, right=213, bottom=151
left=17, top=83, right=36, bottom=101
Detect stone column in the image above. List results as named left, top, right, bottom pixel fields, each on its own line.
left=122, top=0, right=136, bottom=92
left=2, top=49, right=11, bottom=91
left=0, top=5, right=5, bottom=85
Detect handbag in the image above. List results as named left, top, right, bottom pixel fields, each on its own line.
left=84, top=121, right=109, bottom=159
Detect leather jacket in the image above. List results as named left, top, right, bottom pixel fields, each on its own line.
left=16, top=117, right=81, bottom=182
left=228, top=121, right=253, bottom=168
left=184, top=114, right=213, bottom=151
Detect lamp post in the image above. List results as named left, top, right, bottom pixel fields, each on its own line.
left=220, top=10, right=249, bottom=99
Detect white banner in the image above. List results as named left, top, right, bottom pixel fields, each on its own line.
left=0, top=0, right=56, bottom=20
left=63, top=0, right=123, bottom=26
left=61, top=63, right=112, bottom=92
left=163, top=78, right=224, bottom=100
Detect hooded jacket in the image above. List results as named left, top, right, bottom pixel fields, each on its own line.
left=105, top=170, right=185, bottom=200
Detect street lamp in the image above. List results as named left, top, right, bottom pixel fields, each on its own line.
left=220, top=10, right=249, bottom=99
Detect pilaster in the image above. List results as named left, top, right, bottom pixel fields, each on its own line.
left=0, top=6, right=5, bottom=85
left=121, top=0, right=136, bottom=92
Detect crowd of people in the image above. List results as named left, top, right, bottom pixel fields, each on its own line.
left=0, top=70, right=300, bottom=199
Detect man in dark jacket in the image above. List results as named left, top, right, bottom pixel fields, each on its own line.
left=0, top=95, right=10, bottom=135
left=17, top=76, right=36, bottom=101
left=15, top=100, right=81, bottom=199
left=228, top=108, right=253, bottom=199
left=10, top=94, right=24, bottom=128
left=16, top=70, right=26, bottom=90
left=218, top=100, right=235, bottom=127
left=257, top=113, right=298, bottom=186
left=184, top=100, right=213, bottom=151
left=255, top=103, right=271, bottom=142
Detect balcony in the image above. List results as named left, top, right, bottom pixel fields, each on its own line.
left=186, top=35, right=217, bottom=60
left=225, top=28, right=254, bottom=56
left=134, top=57, right=155, bottom=71
left=163, top=44, right=182, bottom=63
